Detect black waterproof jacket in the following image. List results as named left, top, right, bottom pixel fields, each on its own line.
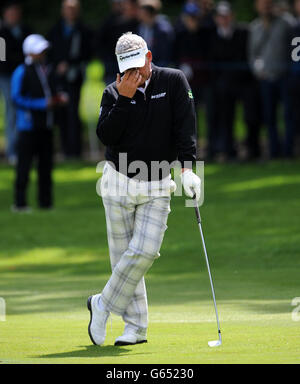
left=97, top=64, right=197, bottom=181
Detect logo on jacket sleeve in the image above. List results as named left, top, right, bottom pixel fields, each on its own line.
left=188, top=90, right=194, bottom=99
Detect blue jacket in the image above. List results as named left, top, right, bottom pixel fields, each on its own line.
left=11, top=63, right=51, bottom=131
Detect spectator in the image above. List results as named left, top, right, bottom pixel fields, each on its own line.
left=196, top=0, right=216, bottom=28
left=95, top=0, right=125, bottom=85
left=273, top=0, right=296, bottom=26
left=208, top=1, right=261, bottom=160
left=174, top=2, right=214, bottom=150
left=137, top=0, right=174, bottom=67
left=293, top=0, right=300, bottom=20
left=47, top=0, right=93, bottom=159
left=122, top=0, right=140, bottom=31
left=95, top=0, right=140, bottom=85
left=0, top=1, right=31, bottom=165
left=11, top=35, right=67, bottom=212
left=290, top=0, right=300, bottom=154
left=249, top=0, right=294, bottom=158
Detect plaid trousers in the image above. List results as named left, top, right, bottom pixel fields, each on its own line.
left=100, top=163, right=173, bottom=337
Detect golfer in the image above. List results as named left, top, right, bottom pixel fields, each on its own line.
left=88, top=32, right=201, bottom=346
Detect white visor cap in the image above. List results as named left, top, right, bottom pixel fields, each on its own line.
left=116, top=47, right=149, bottom=73
left=23, top=34, right=50, bottom=56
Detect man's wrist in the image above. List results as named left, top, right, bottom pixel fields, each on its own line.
left=117, top=95, right=133, bottom=105
left=182, top=168, right=192, bottom=174
left=118, top=93, right=133, bottom=100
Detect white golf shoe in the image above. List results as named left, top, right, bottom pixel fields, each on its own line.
left=87, top=294, right=110, bottom=346
left=115, top=329, right=147, bottom=346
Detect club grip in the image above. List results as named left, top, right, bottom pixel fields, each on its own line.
left=193, top=195, right=201, bottom=224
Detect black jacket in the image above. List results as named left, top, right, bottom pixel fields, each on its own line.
left=0, top=24, right=31, bottom=75
left=47, top=19, right=93, bottom=86
left=12, top=62, right=55, bottom=131
left=138, top=16, right=175, bottom=68
left=290, top=22, right=300, bottom=76
left=97, top=64, right=197, bottom=181
left=209, top=24, right=253, bottom=85
left=174, top=24, right=212, bottom=88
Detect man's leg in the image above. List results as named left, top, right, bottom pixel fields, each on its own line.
left=122, top=279, right=148, bottom=338
left=206, top=84, right=219, bottom=158
left=56, top=103, right=68, bottom=158
left=280, top=77, right=294, bottom=158
left=100, top=195, right=171, bottom=325
left=289, top=76, right=300, bottom=156
left=66, top=83, right=82, bottom=158
left=242, top=81, right=262, bottom=159
left=37, top=130, right=53, bottom=208
left=102, top=193, right=149, bottom=336
left=14, top=131, right=34, bottom=208
left=222, top=89, right=237, bottom=158
left=0, top=75, right=16, bottom=161
left=260, top=80, right=280, bottom=158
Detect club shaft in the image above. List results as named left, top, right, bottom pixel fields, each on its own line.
left=194, top=205, right=221, bottom=340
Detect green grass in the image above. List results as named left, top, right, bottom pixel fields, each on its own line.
left=0, top=161, right=300, bottom=364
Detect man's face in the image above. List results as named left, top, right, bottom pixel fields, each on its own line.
left=3, top=5, right=22, bottom=26
left=30, top=51, right=47, bottom=63
left=138, top=7, right=155, bottom=25
left=295, top=0, right=300, bottom=16
left=215, top=13, right=233, bottom=29
left=197, top=0, right=213, bottom=11
left=123, top=0, right=138, bottom=19
left=62, top=0, right=80, bottom=23
left=183, top=14, right=199, bottom=32
left=124, top=51, right=153, bottom=87
left=256, top=0, right=273, bottom=17
left=111, top=0, right=124, bottom=14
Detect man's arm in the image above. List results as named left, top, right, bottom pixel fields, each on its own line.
left=171, top=70, right=201, bottom=200
left=11, top=65, right=49, bottom=110
left=172, top=70, right=197, bottom=169
left=96, top=70, right=142, bottom=146
left=96, top=90, right=131, bottom=146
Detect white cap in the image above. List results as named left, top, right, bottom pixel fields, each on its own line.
left=116, top=47, right=148, bottom=73
left=23, top=34, right=50, bottom=56
left=216, top=1, right=232, bottom=16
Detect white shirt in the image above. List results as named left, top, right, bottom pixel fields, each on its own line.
left=137, top=74, right=151, bottom=94
left=217, top=26, right=234, bottom=39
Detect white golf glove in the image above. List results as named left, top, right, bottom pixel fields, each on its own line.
left=180, top=169, right=201, bottom=201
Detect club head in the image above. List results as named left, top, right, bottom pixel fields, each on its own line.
left=208, top=340, right=222, bottom=348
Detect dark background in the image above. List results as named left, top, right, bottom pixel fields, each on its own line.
left=20, top=0, right=256, bottom=33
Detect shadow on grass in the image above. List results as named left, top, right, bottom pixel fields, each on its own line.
left=34, top=345, right=150, bottom=359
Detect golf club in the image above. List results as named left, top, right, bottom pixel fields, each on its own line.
left=193, top=195, right=222, bottom=348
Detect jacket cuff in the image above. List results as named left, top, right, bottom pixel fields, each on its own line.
left=178, top=157, right=196, bottom=169
left=116, top=95, right=132, bottom=106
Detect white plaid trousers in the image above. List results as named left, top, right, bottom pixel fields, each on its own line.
left=99, top=163, right=173, bottom=337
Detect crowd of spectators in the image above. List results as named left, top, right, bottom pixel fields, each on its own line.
left=1, top=0, right=300, bottom=166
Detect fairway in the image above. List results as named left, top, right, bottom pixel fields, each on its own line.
left=0, top=161, right=300, bottom=364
